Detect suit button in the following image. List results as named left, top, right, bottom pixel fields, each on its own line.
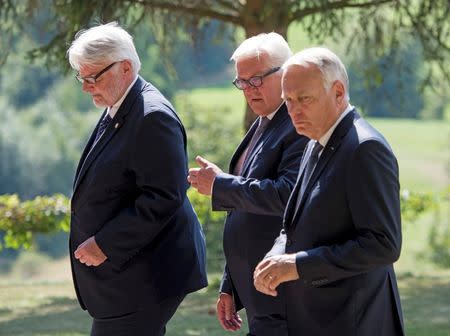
left=286, top=239, right=292, bottom=247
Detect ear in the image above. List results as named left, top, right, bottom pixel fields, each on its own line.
left=121, top=60, right=133, bottom=74
left=333, top=80, right=346, bottom=105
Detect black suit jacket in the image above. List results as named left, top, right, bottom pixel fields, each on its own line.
left=271, top=110, right=404, bottom=335
left=213, top=104, right=308, bottom=320
left=70, top=77, right=207, bottom=318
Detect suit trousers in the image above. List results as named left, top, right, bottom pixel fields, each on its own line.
left=90, top=295, right=185, bottom=336
left=247, top=313, right=289, bottom=336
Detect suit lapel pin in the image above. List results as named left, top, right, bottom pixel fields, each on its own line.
left=114, top=123, right=120, bottom=129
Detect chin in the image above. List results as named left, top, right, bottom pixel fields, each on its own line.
left=295, top=126, right=308, bottom=137
left=93, top=99, right=107, bottom=109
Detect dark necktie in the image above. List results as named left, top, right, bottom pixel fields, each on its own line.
left=235, top=117, right=270, bottom=175
left=94, top=114, right=112, bottom=144
left=293, top=141, right=323, bottom=216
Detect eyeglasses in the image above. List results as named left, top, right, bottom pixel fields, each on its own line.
left=75, top=62, right=117, bottom=84
left=232, top=67, right=281, bottom=90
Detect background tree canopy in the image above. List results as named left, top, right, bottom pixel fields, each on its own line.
left=0, top=0, right=449, bottom=128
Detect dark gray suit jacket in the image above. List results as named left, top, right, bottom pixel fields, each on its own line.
left=213, top=104, right=308, bottom=323
left=70, top=77, right=207, bottom=319
left=271, top=110, right=404, bottom=335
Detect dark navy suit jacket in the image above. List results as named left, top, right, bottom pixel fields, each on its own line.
left=213, top=104, right=308, bottom=323
left=69, top=77, right=207, bottom=319
left=270, top=110, right=404, bottom=335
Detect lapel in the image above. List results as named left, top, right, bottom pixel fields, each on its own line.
left=72, top=108, right=108, bottom=190
left=288, top=109, right=356, bottom=227
left=283, top=140, right=313, bottom=226
left=240, top=104, right=288, bottom=176
left=73, top=77, right=146, bottom=194
left=228, top=118, right=259, bottom=173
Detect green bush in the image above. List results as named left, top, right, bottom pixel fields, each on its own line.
left=1, top=186, right=445, bottom=272
left=428, top=186, right=450, bottom=267
left=187, top=188, right=226, bottom=273
left=400, top=189, right=437, bottom=222
left=0, top=194, right=70, bottom=250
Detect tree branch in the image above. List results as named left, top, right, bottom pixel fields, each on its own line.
left=131, top=0, right=243, bottom=25
left=403, top=3, right=450, bottom=53
left=290, top=0, right=394, bottom=21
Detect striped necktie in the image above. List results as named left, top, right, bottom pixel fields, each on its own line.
left=94, top=114, right=112, bottom=144
left=234, top=116, right=270, bottom=175
left=293, top=141, right=323, bottom=218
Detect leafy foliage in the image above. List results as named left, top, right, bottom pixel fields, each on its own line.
left=428, top=186, right=450, bottom=267
left=1, top=0, right=448, bottom=129
left=400, top=189, right=437, bottom=222
left=349, top=37, right=425, bottom=118
left=0, top=0, right=447, bottom=77
left=187, top=188, right=226, bottom=273
left=0, top=187, right=442, bottom=273
left=0, top=194, right=70, bottom=250
left=177, top=93, right=242, bottom=170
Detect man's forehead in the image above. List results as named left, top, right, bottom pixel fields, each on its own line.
left=236, top=54, right=271, bottom=74
left=79, top=62, right=108, bottom=75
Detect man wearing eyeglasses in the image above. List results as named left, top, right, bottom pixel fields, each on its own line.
left=188, top=33, right=308, bottom=335
left=67, top=22, right=207, bottom=336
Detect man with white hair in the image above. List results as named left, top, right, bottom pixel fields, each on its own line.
left=188, top=33, right=308, bottom=335
left=67, top=22, right=207, bottom=335
left=254, top=47, right=404, bottom=335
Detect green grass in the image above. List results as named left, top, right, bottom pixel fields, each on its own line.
left=175, top=87, right=245, bottom=125
left=0, top=272, right=449, bottom=335
left=369, top=118, right=450, bottom=192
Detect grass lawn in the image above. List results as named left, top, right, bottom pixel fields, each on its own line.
left=0, top=271, right=449, bottom=336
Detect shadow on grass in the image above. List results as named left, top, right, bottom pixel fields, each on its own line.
left=399, top=274, right=450, bottom=336
left=168, top=290, right=248, bottom=336
left=0, top=296, right=90, bottom=336
left=0, top=308, right=12, bottom=316
left=0, top=291, right=247, bottom=336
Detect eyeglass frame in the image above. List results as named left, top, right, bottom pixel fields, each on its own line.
left=75, top=62, right=118, bottom=84
left=232, top=66, right=281, bottom=90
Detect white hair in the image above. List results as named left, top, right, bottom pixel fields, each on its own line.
left=230, top=32, right=292, bottom=67
left=283, top=47, right=350, bottom=100
left=67, top=22, right=141, bottom=75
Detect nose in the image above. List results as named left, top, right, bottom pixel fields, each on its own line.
left=243, top=85, right=258, bottom=94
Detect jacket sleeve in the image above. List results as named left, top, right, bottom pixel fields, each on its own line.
left=95, top=109, right=188, bottom=268
left=220, top=264, right=233, bottom=294
left=220, top=264, right=244, bottom=311
left=295, top=140, right=402, bottom=286
left=212, top=131, right=308, bottom=217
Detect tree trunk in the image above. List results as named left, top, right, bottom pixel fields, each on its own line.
left=241, top=1, right=290, bottom=130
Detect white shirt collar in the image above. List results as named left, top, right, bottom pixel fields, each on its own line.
left=265, top=101, right=284, bottom=120
left=107, top=75, right=139, bottom=119
left=318, top=104, right=354, bottom=148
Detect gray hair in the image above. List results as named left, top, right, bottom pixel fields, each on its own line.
left=67, top=22, right=141, bottom=75
left=230, top=32, right=292, bottom=68
left=283, top=47, right=350, bottom=100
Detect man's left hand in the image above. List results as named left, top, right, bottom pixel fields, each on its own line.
left=187, top=155, right=223, bottom=196
left=254, top=254, right=299, bottom=297
left=74, top=236, right=107, bottom=266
